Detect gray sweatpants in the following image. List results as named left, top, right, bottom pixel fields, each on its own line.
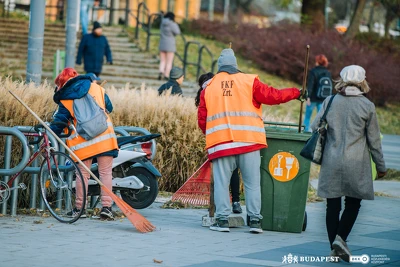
left=212, top=150, right=263, bottom=220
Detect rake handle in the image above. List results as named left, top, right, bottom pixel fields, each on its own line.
left=298, top=45, right=310, bottom=133
left=9, top=91, right=105, bottom=187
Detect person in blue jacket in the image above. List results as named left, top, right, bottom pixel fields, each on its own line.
left=76, top=21, right=112, bottom=77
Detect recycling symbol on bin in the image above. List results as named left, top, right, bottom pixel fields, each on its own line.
left=268, top=152, right=300, bottom=182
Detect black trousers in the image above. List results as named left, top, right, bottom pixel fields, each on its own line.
left=230, top=168, right=240, bottom=202
left=326, top=196, right=362, bottom=248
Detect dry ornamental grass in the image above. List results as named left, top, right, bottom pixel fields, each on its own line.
left=1, top=77, right=297, bottom=207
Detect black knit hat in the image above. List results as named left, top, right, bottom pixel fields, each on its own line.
left=93, top=21, right=102, bottom=31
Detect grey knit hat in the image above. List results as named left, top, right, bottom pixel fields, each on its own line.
left=217, top=49, right=238, bottom=70
left=169, top=67, right=184, bottom=79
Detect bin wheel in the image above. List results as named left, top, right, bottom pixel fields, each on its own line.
left=302, top=211, right=307, bottom=231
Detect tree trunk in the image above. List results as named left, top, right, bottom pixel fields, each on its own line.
left=384, top=6, right=395, bottom=38
left=223, top=0, right=230, bottom=23
left=345, top=0, right=367, bottom=39
left=301, top=0, right=326, bottom=32
left=208, top=0, right=215, bottom=21
left=368, top=1, right=374, bottom=32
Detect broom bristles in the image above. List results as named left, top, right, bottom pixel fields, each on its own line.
left=103, top=186, right=156, bottom=233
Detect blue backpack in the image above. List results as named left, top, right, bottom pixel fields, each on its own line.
left=73, top=93, right=108, bottom=141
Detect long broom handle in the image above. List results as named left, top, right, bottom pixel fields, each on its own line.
left=298, top=45, right=310, bottom=133
left=9, top=91, right=105, bottom=187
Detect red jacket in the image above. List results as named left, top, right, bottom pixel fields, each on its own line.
left=198, top=77, right=300, bottom=160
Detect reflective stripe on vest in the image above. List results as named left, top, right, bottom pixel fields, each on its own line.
left=70, top=133, right=117, bottom=151
left=208, top=141, right=255, bottom=155
left=207, top=111, right=262, bottom=122
left=206, top=124, right=265, bottom=135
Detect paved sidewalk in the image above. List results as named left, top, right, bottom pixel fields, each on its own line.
left=1, top=196, right=399, bottom=267
left=382, top=134, right=400, bottom=170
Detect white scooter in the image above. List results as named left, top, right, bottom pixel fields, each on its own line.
left=87, top=134, right=162, bottom=209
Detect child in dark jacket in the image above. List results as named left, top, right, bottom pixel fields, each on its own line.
left=158, top=67, right=184, bottom=96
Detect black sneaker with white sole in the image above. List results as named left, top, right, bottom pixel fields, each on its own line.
left=67, top=208, right=86, bottom=218
left=232, top=202, right=242, bottom=214
left=210, top=219, right=230, bottom=232
left=249, top=219, right=263, bottom=234
left=100, top=206, right=114, bottom=220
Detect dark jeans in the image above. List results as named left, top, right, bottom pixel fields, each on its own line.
left=230, top=168, right=240, bottom=202
left=326, top=196, right=362, bottom=249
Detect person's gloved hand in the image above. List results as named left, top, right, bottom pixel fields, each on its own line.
left=107, top=61, right=113, bottom=65
left=297, top=89, right=308, bottom=102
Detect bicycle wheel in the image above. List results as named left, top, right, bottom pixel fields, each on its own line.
left=39, top=151, right=86, bottom=223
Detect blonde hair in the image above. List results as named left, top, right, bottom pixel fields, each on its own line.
left=334, top=78, right=371, bottom=93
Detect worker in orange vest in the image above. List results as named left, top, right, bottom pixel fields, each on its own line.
left=50, top=68, right=118, bottom=220
left=198, top=48, right=303, bottom=233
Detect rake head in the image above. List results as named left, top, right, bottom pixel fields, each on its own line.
left=103, top=186, right=156, bottom=233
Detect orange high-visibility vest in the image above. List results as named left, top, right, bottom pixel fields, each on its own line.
left=61, top=83, right=118, bottom=161
left=204, top=72, right=266, bottom=149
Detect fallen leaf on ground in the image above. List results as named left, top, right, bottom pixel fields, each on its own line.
left=33, top=220, right=43, bottom=224
left=153, top=259, right=163, bottom=264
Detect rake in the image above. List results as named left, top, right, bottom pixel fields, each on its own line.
left=172, top=159, right=212, bottom=206
left=9, top=91, right=156, bottom=233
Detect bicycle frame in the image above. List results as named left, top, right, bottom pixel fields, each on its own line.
left=4, top=132, right=53, bottom=188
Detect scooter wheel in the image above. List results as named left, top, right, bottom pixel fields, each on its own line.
left=120, top=167, right=158, bottom=209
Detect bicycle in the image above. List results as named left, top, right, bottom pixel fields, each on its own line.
left=0, top=123, right=86, bottom=223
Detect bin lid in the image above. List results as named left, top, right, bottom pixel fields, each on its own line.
left=264, top=121, right=311, bottom=141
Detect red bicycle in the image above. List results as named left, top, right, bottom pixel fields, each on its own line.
left=0, top=123, right=86, bottom=223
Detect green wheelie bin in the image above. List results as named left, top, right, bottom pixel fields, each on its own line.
left=259, top=122, right=312, bottom=233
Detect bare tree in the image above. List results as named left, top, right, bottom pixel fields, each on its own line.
left=345, top=0, right=367, bottom=39
left=224, top=0, right=231, bottom=23
left=379, top=0, right=400, bottom=38
left=301, top=0, right=326, bottom=32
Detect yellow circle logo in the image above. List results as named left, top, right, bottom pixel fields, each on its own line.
left=268, top=152, right=300, bottom=182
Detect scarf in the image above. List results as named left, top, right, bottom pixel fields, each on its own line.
left=338, top=86, right=364, bottom=96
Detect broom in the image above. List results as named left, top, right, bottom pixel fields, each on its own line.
left=9, top=91, right=156, bottom=233
left=171, top=159, right=212, bottom=206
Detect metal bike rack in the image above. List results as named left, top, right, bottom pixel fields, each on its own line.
left=0, top=127, right=30, bottom=215
left=114, top=126, right=157, bottom=160
left=1, top=126, right=64, bottom=216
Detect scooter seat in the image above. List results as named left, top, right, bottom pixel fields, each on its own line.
left=117, top=134, right=161, bottom=148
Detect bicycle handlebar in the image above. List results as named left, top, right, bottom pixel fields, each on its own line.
left=30, top=122, right=72, bottom=145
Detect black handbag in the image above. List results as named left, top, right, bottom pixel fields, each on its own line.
left=300, top=95, right=336, bottom=164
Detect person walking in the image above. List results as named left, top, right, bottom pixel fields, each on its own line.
left=50, top=67, right=118, bottom=220
left=196, top=72, right=242, bottom=214
left=304, top=54, right=333, bottom=132
left=198, top=49, right=302, bottom=233
left=311, top=65, right=386, bottom=262
left=158, top=12, right=181, bottom=80
left=158, top=67, right=184, bottom=96
left=76, top=21, right=112, bottom=77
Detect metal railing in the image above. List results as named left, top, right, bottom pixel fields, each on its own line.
left=131, top=2, right=217, bottom=80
